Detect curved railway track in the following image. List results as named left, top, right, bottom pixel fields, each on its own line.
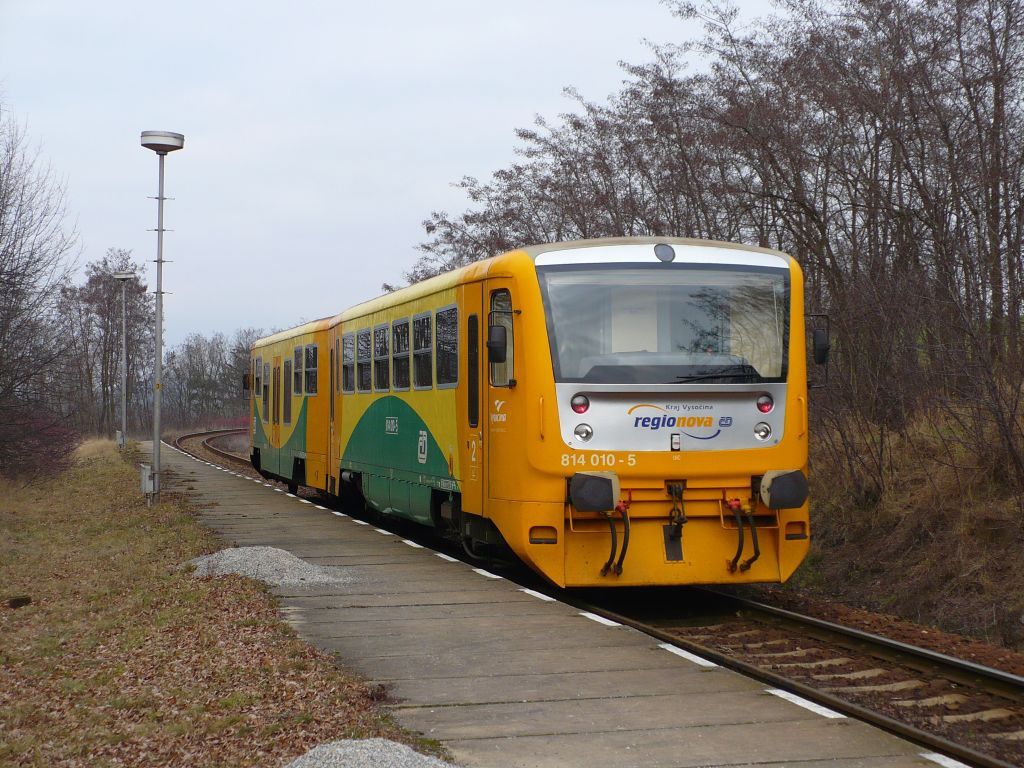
left=174, top=428, right=250, bottom=469
left=180, top=434, right=1024, bottom=767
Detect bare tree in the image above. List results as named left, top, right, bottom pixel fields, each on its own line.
left=0, top=105, right=78, bottom=477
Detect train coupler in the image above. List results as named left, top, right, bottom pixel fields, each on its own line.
left=665, top=482, right=688, bottom=540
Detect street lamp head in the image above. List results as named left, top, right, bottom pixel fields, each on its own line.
left=140, top=130, right=184, bottom=155
left=113, top=272, right=134, bottom=281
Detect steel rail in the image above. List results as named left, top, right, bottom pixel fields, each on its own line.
left=708, top=589, right=1024, bottom=692
left=566, top=598, right=1018, bottom=768
left=173, top=428, right=250, bottom=469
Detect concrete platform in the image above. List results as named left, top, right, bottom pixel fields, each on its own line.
left=157, top=443, right=952, bottom=768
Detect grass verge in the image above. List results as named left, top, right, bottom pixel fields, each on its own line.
left=0, top=439, right=444, bottom=767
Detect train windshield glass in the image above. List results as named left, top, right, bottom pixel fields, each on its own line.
left=538, top=264, right=789, bottom=384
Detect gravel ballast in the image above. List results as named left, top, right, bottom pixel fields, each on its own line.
left=188, top=546, right=354, bottom=588
left=285, top=738, right=458, bottom=768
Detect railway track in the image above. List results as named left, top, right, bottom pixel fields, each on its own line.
left=173, top=428, right=251, bottom=469
left=574, top=589, right=1024, bottom=768
left=180, top=437, right=1024, bottom=767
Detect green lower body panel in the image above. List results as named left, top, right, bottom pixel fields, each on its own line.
left=342, top=396, right=459, bottom=526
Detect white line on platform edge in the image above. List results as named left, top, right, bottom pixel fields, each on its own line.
left=286, top=493, right=296, bottom=498
left=402, top=539, right=424, bottom=548
left=658, top=643, right=718, bottom=667
left=766, top=689, right=846, bottom=719
left=300, top=499, right=312, bottom=504
left=435, top=553, right=458, bottom=562
left=330, top=511, right=346, bottom=517
left=520, top=588, right=556, bottom=602
left=353, top=520, right=369, bottom=525
left=919, top=753, right=971, bottom=768
left=580, top=611, right=621, bottom=627
left=473, top=568, right=502, bottom=579
left=373, top=528, right=393, bottom=535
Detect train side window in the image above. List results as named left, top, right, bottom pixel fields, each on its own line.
left=305, top=344, right=318, bottom=394
left=283, top=359, right=293, bottom=424
left=392, top=319, right=410, bottom=391
left=262, top=362, right=270, bottom=421
left=412, top=313, right=432, bottom=389
left=342, top=333, right=355, bottom=393
left=373, top=324, right=390, bottom=391
left=489, top=289, right=514, bottom=387
left=293, top=347, right=303, bottom=395
left=435, top=306, right=458, bottom=388
left=356, top=329, right=372, bottom=392
left=255, top=357, right=262, bottom=393
left=335, top=337, right=341, bottom=393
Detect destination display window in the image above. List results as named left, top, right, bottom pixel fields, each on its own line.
left=392, top=319, right=410, bottom=391
left=304, top=344, right=318, bottom=394
left=357, top=329, right=372, bottom=392
left=412, top=314, right=432, bottom=389
left=342, top=334, right=355, bottom=393
left=373, top=325, right=390, bottom=391
left=435, top=306, right=458, bottom=388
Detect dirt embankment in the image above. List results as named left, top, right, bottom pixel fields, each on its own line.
left=777, top=415, right=1024, bottom=652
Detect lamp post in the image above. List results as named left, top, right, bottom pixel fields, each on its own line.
left=113, top=271, right=133, bottom=449
left=140, top=130, right=184, bottom=504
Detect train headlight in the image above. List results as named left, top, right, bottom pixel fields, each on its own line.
left=574, top=423, right=594, bottom=442
left=753, top=422, right=772, bottom=441
left=570, top=394, right=590, bottom=414
left=756, top=394, right=774, bottom=413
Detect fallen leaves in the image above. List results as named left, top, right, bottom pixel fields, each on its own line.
left=0, top=446, right=432, bottom=767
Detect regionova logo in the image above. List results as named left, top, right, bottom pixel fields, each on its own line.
left=627, top=403, right=726, bottom=440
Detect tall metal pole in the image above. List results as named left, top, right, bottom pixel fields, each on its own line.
left=152, top=151, right=165, bottom=502
left=121, top=279, right=128, bottom=441
left=140, top=130, right=183, bottom=505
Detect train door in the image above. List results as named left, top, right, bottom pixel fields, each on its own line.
left=272, top=355, right=281, bottom=449
left=460, top=283, right=485, bottom=516
left=485, top=282, right=520, bottom=500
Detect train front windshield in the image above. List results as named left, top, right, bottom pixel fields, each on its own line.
left=538, top=264, right=790, bottom=385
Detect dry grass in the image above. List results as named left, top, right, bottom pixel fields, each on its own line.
left=0, top=443, right=442, bottom=767
left=792, top=409, right=1024, bottom=647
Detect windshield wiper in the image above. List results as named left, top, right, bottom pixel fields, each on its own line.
left=675, top=366, right=760, bottom=384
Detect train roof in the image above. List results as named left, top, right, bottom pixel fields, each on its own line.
left=252, top=315, right=334, bottom=348
left=336, top=236, right=793, bottom=323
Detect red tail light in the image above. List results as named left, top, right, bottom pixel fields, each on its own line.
left=756, top=394, right=774, bottom=414
left=571, top=394, right=590, bottom=414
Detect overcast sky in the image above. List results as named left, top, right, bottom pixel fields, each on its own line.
left=0, top=0, right=772, bottom=346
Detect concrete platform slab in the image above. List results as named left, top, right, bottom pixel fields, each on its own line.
left=158, top=443, right=934, bottom=768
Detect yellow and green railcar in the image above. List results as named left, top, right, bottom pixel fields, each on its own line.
left=249, top=317, right=333, bottom=493
left=250, top=237, right=825, bottom=587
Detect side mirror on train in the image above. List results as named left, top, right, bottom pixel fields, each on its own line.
left=486, top=324, right=507, bottom=364
left=812, top=328, right=830, bottom=365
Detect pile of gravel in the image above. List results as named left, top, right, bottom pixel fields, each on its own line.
left=188, top=546, right=353, bottom=588
left=285, top=739, right=458, bottom=768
